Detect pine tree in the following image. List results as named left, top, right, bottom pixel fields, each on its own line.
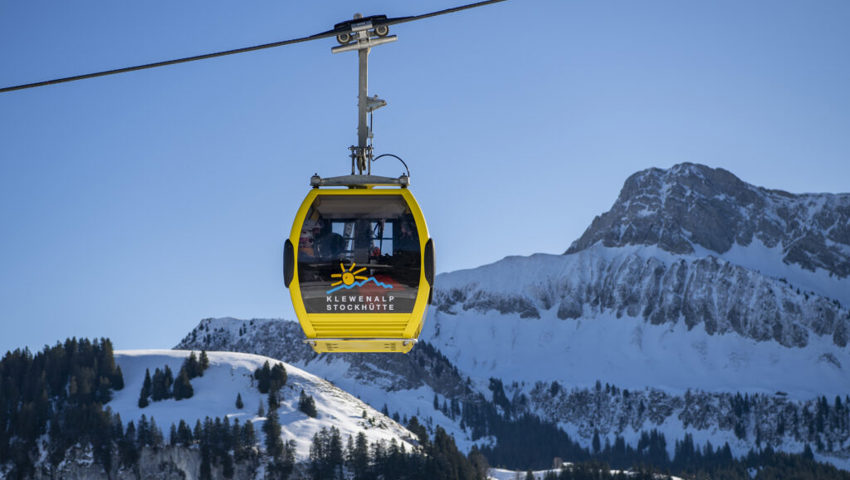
left=184, top=351, right=200, bottom=379
left=230, top=418, right=242, bottom=457
left=137, top=414, right=151, bottom=446
left=309, top=428, right=329, bottom=479
left=469, top=446, right=490, bottom=480
left=270, top=362, right=287, bottom=390
left=299, top=389, right=318, bottom=418
left=118, top=421, right=138, bottom=467
left=235, top=393, right=244, bottom=409
left=149, top=417, right=164, bottom=446
left=240, top=421, right=256, bottom=451
left=193, top=419, right=203, bottom=440
left=96, top=375, right=112, bottom=404
left=177, top=419, right=193, bottom=446
left=163, top=365, right=174, bottom=398
left=199, top=350, right=210, bottom=374
left=200, top=444, right=212, bottom=480
left=113, top=365, right=125, bottom=390
left=138, top=369, right=151, bottom=408
left=173, top=368, right=194, bottom=400
left=268, top=390, right=280, bottom=411
left=328, top=427, right=344, bottom=478
left=351, top=432, right=370, bottom=480
left=407, top=416, right=428, bottom=446
left=263, top=410, right=284, bottom=458
left=222, top=452, right=235, bottom=479
left=255, top=361, right=272, bottom=393
left=268, top=440, right=296, bottom=480
left=151, top=368, right=166, bottom=401
left=345, top=434, right=354, bottom=465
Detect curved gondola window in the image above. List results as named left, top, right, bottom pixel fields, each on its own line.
left=297, top=195, right=421, bottom=314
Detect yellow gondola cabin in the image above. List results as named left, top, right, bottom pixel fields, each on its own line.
left=284, top=180, right=434, bottom=353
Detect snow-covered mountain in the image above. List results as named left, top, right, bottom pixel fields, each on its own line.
left=109, top=350, right=417, bottom=459
left=431, top=163, right=850, bottom=393
left=175, top=163, right=850, bottom=468
left=568, top=163, right=850, bottom=281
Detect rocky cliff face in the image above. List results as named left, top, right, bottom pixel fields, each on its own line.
left=566, top=163, right=850, bottom=279
left=435, top=248, right=850, bottom=349
left=29, top=445, right=258, bottom=480
left=435, top=163, right=850, bottom=352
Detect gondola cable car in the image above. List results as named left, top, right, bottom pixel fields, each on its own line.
left=283, top=13, right=437, bottom=353
left=0, top=0, right=508, bottom=353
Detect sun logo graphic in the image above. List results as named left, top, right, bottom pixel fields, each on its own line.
left=326, top=262, right=394, bottom=294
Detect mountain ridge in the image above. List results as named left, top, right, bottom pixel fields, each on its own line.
left=566, top=163, right=850, bottom=280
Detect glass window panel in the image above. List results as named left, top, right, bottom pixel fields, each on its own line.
left=297, top=195, right=421, bottom=314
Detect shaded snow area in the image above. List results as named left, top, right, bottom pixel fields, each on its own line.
left=431, top=244, right=850, bottom=400
left=426, top=308, right=848, bottom=400
left=110, top=350, right=417, bottom=459
left=710, top=239, right=850, bottom=307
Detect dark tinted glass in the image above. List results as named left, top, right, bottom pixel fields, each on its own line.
left=298, top=195, right=421, bottom=314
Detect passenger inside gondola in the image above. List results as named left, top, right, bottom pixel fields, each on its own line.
left=313, top=220, right=345, bottom=261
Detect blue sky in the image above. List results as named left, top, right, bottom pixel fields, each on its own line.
left=1, top=0, right=849, bottom=355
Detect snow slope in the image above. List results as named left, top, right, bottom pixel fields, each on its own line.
left=426, top=307, right=848, bottom=400
left=175, top=319, right=485, bottom=453
left=110, top=350, right=417, bottom=459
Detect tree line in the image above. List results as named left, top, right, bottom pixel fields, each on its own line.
left=0, top=338, right=124, bottom=478
left=304, top=421, right=489, bottom=480
left=455, top=383, right=850, bottom=480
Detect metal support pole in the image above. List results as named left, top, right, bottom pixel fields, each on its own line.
left=331, top=15, right=396, bottom=176
left=357, top=47, right=369, bottom=174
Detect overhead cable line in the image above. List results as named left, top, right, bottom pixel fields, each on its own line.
left=0, top=0, right=506, bottom=94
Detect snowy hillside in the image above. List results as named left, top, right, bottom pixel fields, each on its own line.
left=110, top=350, right=417, bottom=458
left=175, top=319, right=477, bottom=450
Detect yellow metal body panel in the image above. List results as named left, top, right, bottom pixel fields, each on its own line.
left=288, top=187, right=430, bottom=353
